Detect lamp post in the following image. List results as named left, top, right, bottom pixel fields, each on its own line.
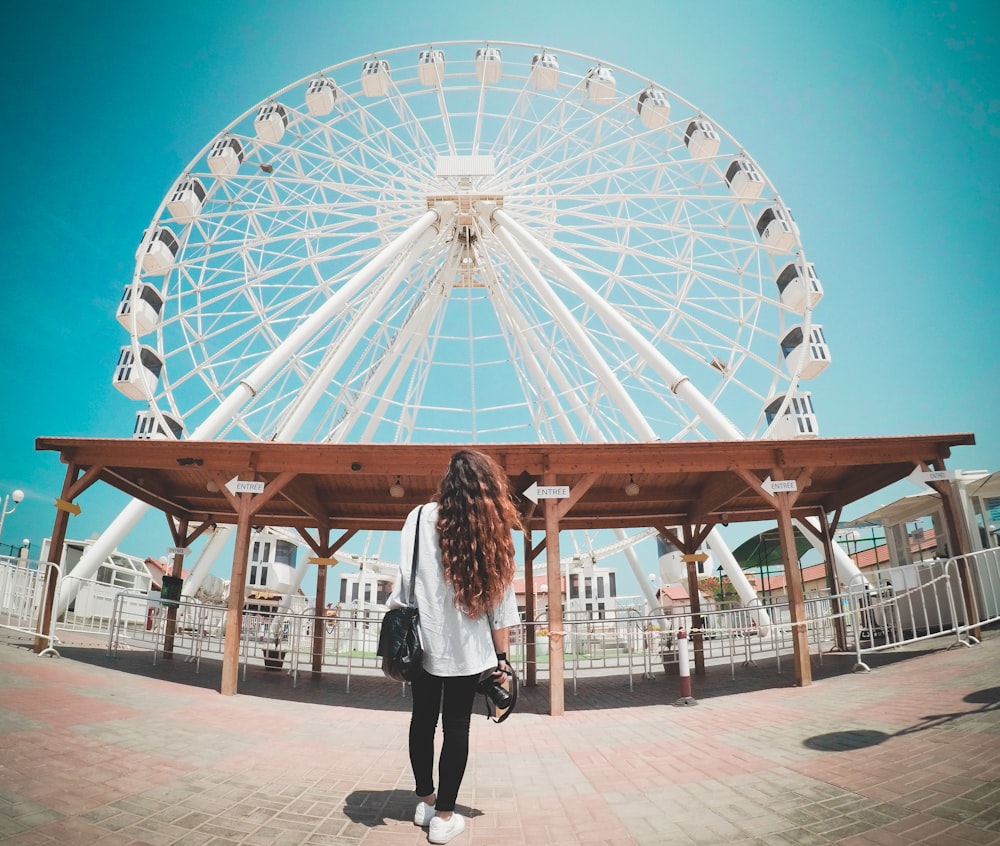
left=0, top=489, right=24, bottom=549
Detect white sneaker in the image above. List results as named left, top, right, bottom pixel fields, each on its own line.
left=428, top=812, right=465, bottom=844
left=414, top=801, right=435, bottom=827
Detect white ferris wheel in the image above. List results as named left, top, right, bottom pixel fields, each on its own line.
left=97, top=40, right=833, bottom=607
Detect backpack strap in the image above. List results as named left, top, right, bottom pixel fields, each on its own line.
left=407, top=505, right=424, bottom=606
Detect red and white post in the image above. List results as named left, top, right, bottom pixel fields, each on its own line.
left=672, top=627, right=698, bottom=707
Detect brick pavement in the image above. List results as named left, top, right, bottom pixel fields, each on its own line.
left=1, top=628, right=998, bottom=845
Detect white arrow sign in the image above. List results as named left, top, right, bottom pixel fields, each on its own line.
left=226, top=477, right=265, bottom=495
left=167, top=547, right=191, bottom=556
left=522, top=482, right=571, bottom=504
left=762, top=476, right=797, bottom=494
left=910, top=468, right=961, bottom=484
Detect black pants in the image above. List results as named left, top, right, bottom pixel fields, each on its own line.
left=408, top=672, right=480, bottom=813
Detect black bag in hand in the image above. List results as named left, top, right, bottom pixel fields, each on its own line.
left=377, top=506, right=425, bottom=682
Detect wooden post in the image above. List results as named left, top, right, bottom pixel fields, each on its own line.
left=933, top=476, right=980, bottom=639
left=34, top=464, right=76, bottom=653
left=543, top=472, right=564, bottom=716
left=313, top=562, right=328, bottom=677
left=221, top=485, right=255, bottom=696
left=776, top=498, right=811, bottom=686
left=817, top=510, right=848, bottom=652
left=523, top=530, right=537, bottom=687
left=162, top=518, right=188, bottom=659
left=684, top=559, right=706, bottom=676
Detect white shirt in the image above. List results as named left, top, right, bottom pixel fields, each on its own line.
left=387, top=502, right=520, bottom=677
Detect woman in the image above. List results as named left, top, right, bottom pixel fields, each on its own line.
left=388, top=449, right=521, bottom=844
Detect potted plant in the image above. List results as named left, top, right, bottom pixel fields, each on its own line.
left=261, top=622, right=287, bottom=670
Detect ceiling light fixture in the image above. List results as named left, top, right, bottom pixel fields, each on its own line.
left=624, top=474, right=640, bottom=497
left=389, top=476, right=405, bottom=498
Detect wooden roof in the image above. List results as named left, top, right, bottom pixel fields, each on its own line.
left=36, top=434, right=975, bottom=534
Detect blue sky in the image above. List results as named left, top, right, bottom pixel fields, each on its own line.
left=2, top=1, right=998, bottom=596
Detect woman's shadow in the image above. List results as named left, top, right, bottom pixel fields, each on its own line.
left=344, top=789, right=482, bottom=828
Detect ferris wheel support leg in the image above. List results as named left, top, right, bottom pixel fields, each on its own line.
left=189, top=209, right=444, bottom=442
left=485, top=276, right=599, bottom=442
left=273, top=549, right=315, bottom=622
left=620, top=531, right=661, bottom=611
left=181, top=525, right=231, bottom=599
left=354, top=289, right=446, bottom=442
left=488, top=207, right=744, bottom=441
left=707, top=528, right=772, bottom=635
left=56, top=497, right=150, bottom=618
left=794, top=516, right=869, bottom=589
left=485, top=210, right=656, bottom=440
left=277, top=223, right=444, bottom=441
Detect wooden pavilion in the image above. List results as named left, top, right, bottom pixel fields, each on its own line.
left=35, top=433, right=976, bottom=715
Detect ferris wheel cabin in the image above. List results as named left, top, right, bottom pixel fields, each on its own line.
left=305, top=78, right=339, bottom=115
left=530, top=53, right=559, bottom=90
left=113, top=345, right=163, bottom=401
left=780, top=325, right=830, bottom=380
left=361, top=59, right=390, bottom=97
left=475, top=47, right=502, bottom=84
left=764, top=393, right=818, bottom=438
left=776, top=260, right=824, bottom=313
left=684, top=120, right=720, bottom=158
left=637, top=88, right=670, bottom=129
left=418, top=49, right=445, bottom=86
left=207, top=137, right=244, bottom=176
left=254, top=103, right=289, bottom=144
left=167, top=178, right=206, bottom=223
left=136, top=228, right=179, bottom=275
left=756, top=205, right=798, bottom=253
left=116, top=283, right=163, bottom=336
left=585, top=66, right=616, bottom=104
left=725, top=158, right=764, bottom=199
left=132, top=410, right=183, bottom=440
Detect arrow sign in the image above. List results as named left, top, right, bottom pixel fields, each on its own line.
left=910, top=468, right=961, bottom=484
left=522, top=482, right=570, bottom=504
left=167, top=547, right=191, bottom=556
left=762, top=476, right=797, bottom=494
left=54, top=498, right=81, bottom=515
left=225, top=477, right=265, bottom=495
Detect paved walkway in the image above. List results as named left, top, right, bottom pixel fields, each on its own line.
left=1, top=627, right=998, bottom=845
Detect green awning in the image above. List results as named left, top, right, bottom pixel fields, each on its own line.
left=731, top=527, right=813, bottom=570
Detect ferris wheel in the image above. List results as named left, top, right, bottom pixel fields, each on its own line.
left=86, top=41, right=834, bottom=612
left=116, top=40, right=827, bottom=448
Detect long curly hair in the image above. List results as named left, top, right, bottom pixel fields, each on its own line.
left=436, top=449, right=521, bottom=618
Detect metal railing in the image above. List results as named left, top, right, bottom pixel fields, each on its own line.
left=5, top=545, right=999, bottom=697
left=0, top=556, right=61, bottom=656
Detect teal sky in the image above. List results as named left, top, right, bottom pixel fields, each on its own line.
left=2, top=1, right=997, bottom=595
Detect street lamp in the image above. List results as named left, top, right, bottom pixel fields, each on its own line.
left=0, top=489, right=24, bottom=548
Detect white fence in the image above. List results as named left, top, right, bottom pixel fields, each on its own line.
left=4, top=546, right=999, bottom=694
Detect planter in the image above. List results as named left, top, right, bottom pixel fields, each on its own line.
left=261, top=648, right=287, bottom=670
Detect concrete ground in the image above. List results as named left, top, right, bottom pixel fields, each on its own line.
left=1, top=626, right=998, bottom=845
